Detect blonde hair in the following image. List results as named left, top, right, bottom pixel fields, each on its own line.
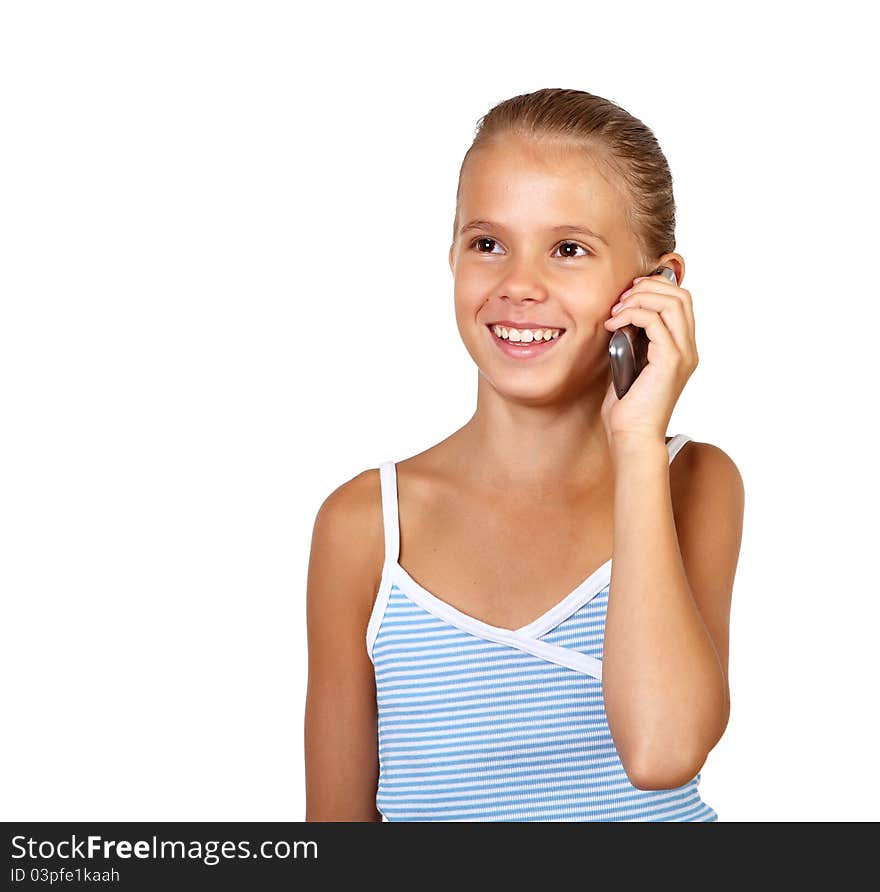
left=452, top=88, right=676, bottom=273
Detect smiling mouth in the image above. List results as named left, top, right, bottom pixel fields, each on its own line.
left=485, top=323, right=566, bottom=343
left=484, top=324, right=568, bottom=362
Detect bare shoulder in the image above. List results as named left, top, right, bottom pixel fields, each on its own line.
left=308, top=467, right=386, bottom=627
left=671, top=439, right=745, bottom=509
left=670, top=439, right=745, bottom=554
left=314, top=466, right=385, bottom=548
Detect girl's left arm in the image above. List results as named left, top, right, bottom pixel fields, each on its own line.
left=602, top=434, right=744, bottom=790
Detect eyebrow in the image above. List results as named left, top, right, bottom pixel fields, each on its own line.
left=458, top=219, right=609, bottom=246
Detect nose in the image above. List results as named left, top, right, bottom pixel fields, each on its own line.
left=498, top=256, right=550, bottom=305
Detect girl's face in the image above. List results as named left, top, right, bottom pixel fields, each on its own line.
left=449, top=136, right=646, bottom=403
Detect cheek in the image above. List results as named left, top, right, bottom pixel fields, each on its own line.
left=453, top=285, right=489, bottom=321
left=453, top=307, right=483, bottom=349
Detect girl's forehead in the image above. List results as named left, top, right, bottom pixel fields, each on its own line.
left=463, top=139, right=620, bottom=199
left=459, top=145, right=624, bottom=235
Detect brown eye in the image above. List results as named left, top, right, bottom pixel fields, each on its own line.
left=554, top=241, right=591, bottom=258
left=471, top=237, right=500, bottom=253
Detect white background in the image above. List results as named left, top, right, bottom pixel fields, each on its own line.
left=2, top=0, right=877, bottom=821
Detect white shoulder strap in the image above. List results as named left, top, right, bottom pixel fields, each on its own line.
left=378, top=461, right=400, bottom=567
left=667, top=434, right=692, bottom=464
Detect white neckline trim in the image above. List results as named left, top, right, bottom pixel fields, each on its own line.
left=392, top=556, right=611, bottom=640
left=388, top=564, right=604, bottom=681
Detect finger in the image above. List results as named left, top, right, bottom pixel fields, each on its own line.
left=625, top=276, right=695, bottom=336
left=628, top=277, right=694, bottom=331
left=607, top=294, right=693, bottom=359
left=604, top=306, right=680, bottom=363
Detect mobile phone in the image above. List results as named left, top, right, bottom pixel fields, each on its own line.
left=608, top=266, right=678, bottom=399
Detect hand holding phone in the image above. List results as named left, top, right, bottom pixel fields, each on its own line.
left=608, top=266, right=678, bottom=399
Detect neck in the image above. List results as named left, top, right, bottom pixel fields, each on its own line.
left=449, top=368, right=614, bottom=497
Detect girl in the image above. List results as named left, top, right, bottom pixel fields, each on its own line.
left=304, top=88, right=744, bottom=822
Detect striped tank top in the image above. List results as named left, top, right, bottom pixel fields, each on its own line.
left=365, top=434, right=718, bottom=822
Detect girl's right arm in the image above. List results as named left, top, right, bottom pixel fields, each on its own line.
left=304, top=470, right=385, bottom=821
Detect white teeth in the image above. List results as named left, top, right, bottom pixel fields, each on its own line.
left=490, top=325, right=562, bottom=342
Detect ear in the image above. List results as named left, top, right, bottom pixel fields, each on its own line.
left=448, top=243, right=455, bottom=274
left=656, top=253, right=685, bottom=286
